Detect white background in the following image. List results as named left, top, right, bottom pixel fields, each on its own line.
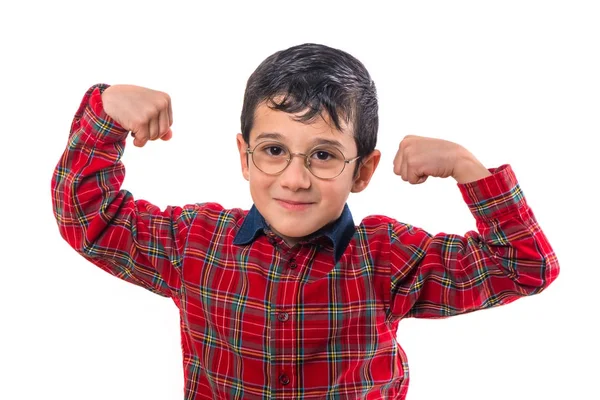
left=1, top=1, right=598, bottom=399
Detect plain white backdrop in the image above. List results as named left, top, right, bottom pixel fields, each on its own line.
left=1, top=1, right=598, bottom=399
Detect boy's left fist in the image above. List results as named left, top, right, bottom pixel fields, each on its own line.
left=393, top=135, right=488, bottom=184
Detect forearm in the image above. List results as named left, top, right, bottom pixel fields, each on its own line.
left=52, top=84, right=129, bottom=250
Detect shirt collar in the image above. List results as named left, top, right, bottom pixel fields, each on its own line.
left=233, top=204, right=355, bottom=263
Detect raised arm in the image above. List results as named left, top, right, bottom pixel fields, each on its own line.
left=387, top=135, right=559, bottom=318
left=51, top=84, right=192, bottom=298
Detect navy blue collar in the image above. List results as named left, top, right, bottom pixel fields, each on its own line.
left=233, top=204, right=355, bottom=263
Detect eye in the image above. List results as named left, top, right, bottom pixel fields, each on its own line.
left=267, top=146, right=282, bottom=156
left=261, top=144, right=287, bottom=157
left=311, top=150, right=336, bottom=162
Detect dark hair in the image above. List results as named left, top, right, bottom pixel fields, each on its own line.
left=240, top=43, right=378, bottom=159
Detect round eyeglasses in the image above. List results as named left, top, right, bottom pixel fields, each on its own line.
left=246, top=141, right=360, bottom=180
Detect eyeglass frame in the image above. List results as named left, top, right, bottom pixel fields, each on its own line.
left=245, top=141, right=361, bottom=180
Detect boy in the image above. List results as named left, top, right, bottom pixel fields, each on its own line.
left=52, top=43, right=559, bottom=399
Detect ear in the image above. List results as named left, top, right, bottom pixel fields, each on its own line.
left=236, top=133, right=250, bottom=181
left=351, top=149, right=381, bottom=193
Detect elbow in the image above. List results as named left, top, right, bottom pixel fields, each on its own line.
left=539, top=253, right=560, bottom=292
left=515, top=252, right=560, bottom=295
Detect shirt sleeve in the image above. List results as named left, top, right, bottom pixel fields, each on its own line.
left=388, top=164, right=560, bottom=319
left=51, top=84, right=194, bottom=298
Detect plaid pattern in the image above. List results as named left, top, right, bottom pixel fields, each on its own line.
left=51, top=85, right=559, bottom=399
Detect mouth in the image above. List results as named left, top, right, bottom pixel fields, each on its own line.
left=275, top=199, right=315, bottom=211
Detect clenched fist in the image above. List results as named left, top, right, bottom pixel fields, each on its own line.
left=393, top=135, right=491, bottom=184
left=102, top=85, right=173, bottom=147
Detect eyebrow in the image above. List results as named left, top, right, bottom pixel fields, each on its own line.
left=255, top=132, right=346, bottom=150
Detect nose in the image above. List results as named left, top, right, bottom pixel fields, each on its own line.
left=279, top=154, right=311, bottom=191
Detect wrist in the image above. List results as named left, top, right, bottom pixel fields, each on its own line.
left=452, top=149, right=491, bottom=184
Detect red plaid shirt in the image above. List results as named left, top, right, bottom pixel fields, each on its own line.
left=51, top=84, right=559, bottom=399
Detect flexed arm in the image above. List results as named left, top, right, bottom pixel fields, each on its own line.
left=387, top=136, right=559, bottom=318
left=51, top=84, right=192, bottom=298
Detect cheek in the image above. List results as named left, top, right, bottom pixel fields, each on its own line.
left=317, top=180, right=352, bottom=205
left=248, top=174, right=274, bottom=195
left=337, top=170, right=356, bottom=192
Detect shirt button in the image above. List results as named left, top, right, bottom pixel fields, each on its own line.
left=289, top=261, right=297, bottom=269
left=279, top=373, right=290, bottom=385
left=277, top=312, right=289, bottom=322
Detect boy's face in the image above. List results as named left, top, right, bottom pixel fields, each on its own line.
left=236, top=102, right=380, bottom=245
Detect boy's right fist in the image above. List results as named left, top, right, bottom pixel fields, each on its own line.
left=101, top=84, right=173, bottom=147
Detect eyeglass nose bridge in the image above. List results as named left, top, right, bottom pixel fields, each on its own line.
left=284, top=151, right=313, bottom=170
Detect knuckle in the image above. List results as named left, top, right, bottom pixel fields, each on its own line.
left=159, top=96, right=170, bottom=110
left=132, top=118, right=146, bottom=129
left=150, top=106, right=161, bottom=117
left=140, top=111, right=153, bottom=122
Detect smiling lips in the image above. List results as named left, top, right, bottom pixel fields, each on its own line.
left=275, top=199, right=314, bottom=211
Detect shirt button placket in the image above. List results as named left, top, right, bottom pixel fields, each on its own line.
left=276, top=311, right=291, bottom=388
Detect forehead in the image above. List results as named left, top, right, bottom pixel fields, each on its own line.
left=250, top=102, right=356, bottom=151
